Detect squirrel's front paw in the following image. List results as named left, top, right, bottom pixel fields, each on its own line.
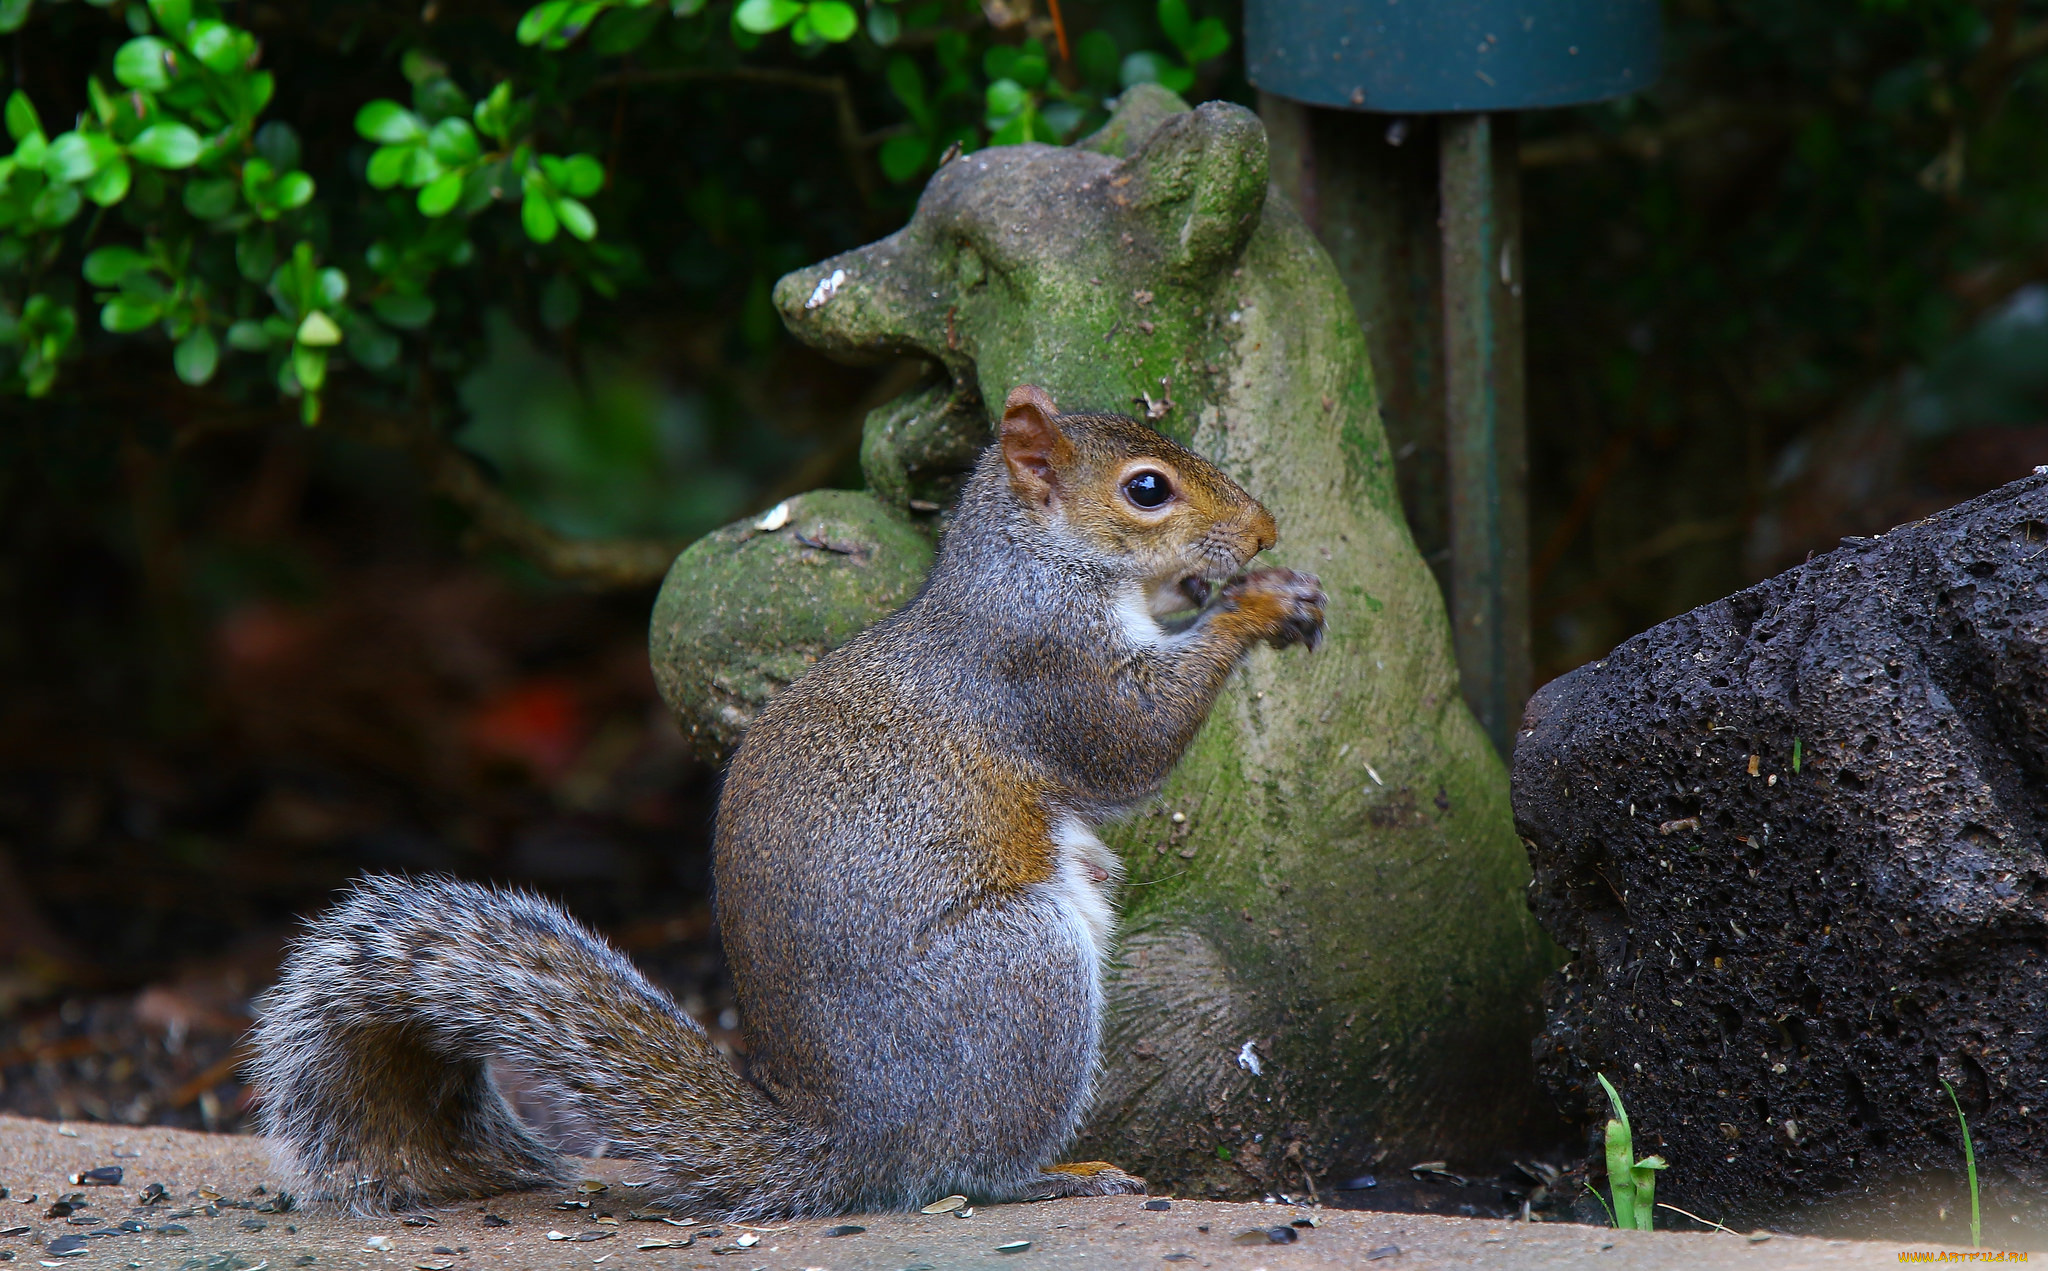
left=1222, top=568, right=1327, bottom=652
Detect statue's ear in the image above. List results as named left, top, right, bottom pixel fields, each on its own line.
left=1112, top=100, right=1268, bottom=277
left=1000, top=385, right=1071, bottom=509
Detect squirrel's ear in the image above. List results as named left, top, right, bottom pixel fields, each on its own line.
left=1000, top=385, right=1072, bottom=508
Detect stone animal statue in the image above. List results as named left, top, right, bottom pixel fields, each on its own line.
left=652, top=85, right=1553, bottom=1195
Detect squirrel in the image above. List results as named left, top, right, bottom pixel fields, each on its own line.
left=249, top=385, right=1326, bottom=1220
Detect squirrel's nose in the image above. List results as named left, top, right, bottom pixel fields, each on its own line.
left=1247, top=505, right=1278, bottom=554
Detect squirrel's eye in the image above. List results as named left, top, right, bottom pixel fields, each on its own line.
left=1123, top=470, right=1173, bottom=509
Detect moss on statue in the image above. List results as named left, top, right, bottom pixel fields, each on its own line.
left=652, top=85, right=1557, bottom=1193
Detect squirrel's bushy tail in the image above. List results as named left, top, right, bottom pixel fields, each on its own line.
left=250, top=876, right=830, bottom=1218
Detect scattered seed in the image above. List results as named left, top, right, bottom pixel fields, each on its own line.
left=197, top=1188, right=222, bottom=1202
left=44, top=1235, right=87, bottom=1259
left=481, top=1214, right=510, bottom=1227
left=139, top=1184, right=168, bottom=1206
left=994, top=1240, right=1031, bottom=1253
left=0, top=1227, right=24, bottom=1238
left=240, top=1219, right=268, bottom=1231
left=823, top=1224, right=866, bottom=1237
left=1291, top=1216, right=1318, bottom=1227
left=1142, top=1199, right=1171, bottom=1211
left=1367, top=1245, right=1401, bottom=1260
left=365, top=1236, right=393, bottom=1251
left=116, top=1221, right=145, bottom=1233
left=658, top=1218, right=697, bottom=1228
left=69, top=1169, right=121, bottom=1188
left=920, top=1196, right=968, bottom=1215
left=556, top=1201, right=591, bottom=1211
left=416, top=1262, right=454, bottom=1271
left=1747, top=1232, right=1773, bottom=1244
left=55, top=1126, right=79, bottom=1139
left=576, top=1181, right=609, bottom=1195
left=1165, top=1256, right=1194, bottom=1263
left=156, top=1225, right=189, bottom=1236
left=734, top=1233, right=759, bottom=1248
left=954, top=1207, right=975, bottom=1219
left=43, top=1205, right=73, bottom=1219
left=401, top=1215, right=438, bottom=1227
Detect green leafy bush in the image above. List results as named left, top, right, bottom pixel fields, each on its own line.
left=0, top=0, right=1233, bottom=422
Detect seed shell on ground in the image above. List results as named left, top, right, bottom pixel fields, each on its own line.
left=920, top=1195, right=968, bottom=1214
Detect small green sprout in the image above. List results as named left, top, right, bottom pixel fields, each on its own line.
left=1940, top=1078, right=1980, bottom=1248
left=1792, top=738, right=1802, bottom=774
left=1594, top=1073, right=1668, bottom=1232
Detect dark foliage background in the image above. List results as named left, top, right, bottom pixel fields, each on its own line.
left=2, top=0, right=2046, bottom=1187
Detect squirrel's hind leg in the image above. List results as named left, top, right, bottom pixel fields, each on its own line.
left=1014, top=1162, right=1148, bottom=1201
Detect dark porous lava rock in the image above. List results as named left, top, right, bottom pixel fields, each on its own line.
left=1515, top=472, right=2048, bottom=1236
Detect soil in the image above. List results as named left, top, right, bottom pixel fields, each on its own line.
left=0, top=1115, right=1920, bottom=1270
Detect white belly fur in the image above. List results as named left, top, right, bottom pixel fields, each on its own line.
left=1048, top=814, right=1123, bottom=958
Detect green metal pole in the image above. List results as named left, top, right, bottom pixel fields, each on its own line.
left=1438, top=113, right=1530, bottom=756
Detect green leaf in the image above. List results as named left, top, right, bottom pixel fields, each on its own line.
left=100, top=293, right=162, bottom=333
left=29, top=180, right=83, bottom=227
left=886, top=56, right=930, bottom=125
left=552, top=153, right=598, bottom=195
left=348, top=319, right=401, bottom=371
left=521, top=189, right=559, bottom=242
left=272, top=170, right=314, bottom=209
left=296, top=309, right=342, bottom=346
left=427, top=117, right=480, bottom=166
left=235, top=232, right=276, bottom=283
left=82, top=155, right=131, bottom=205
left=183, top=173, right=236, bottom=217
left=1156, top=0, right=1192, bottom=51
left=474, top=81, right=515, bottom=143
left=593, top=4, right=663, bottom=53
left=182, top=19, right=243, bottom=72
left=371, top=292, right=435, bottom=329
left=365, top=144, right=411, bottom=189
left=226, top=318, right=269, bottom=350
left=866, top=6, right=898, bottom=45
left=246, top=69, right=276, bottom=115
left=44, top=132, right=109, bottom=182
left=173, top=326, right=218, bottom=384
left=292, top=342, right=327, bottom=391
left=82, top=244, right=152, bottom=286
left=417, top=170, right=462, bottom=216
left=552, top=195, right=596, bottom=241
left=113, top=37, right=175, bottom=91
left=0, top=0, right=31, bottom=35
left=254, top=120, right=301, bottom=170
left=315, top=267, right=348, bottom=307
left=1077, top=29, right=1119, bottom=87
left=4, top=91, right=40, bottom=143
left=878, top=133, right=926, bottom=183
left=985, top=78, right=1028, bottom=121
left=148, top=0, right=191, bottom=32
left=984, top=44, right=1017, bottom=81
left=355, top=100, right=425, bottom=145
left=1159, top=64, right=1195, bottom=93
left=516, top=0, right=572, bottom=44
left=1185, top=15, right=1228, bottom=61
left=734, top=0, right=802, bottom=33
left=806, top=0, right=856, bottom=41
left=129, top=122, right=202, bottom=168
